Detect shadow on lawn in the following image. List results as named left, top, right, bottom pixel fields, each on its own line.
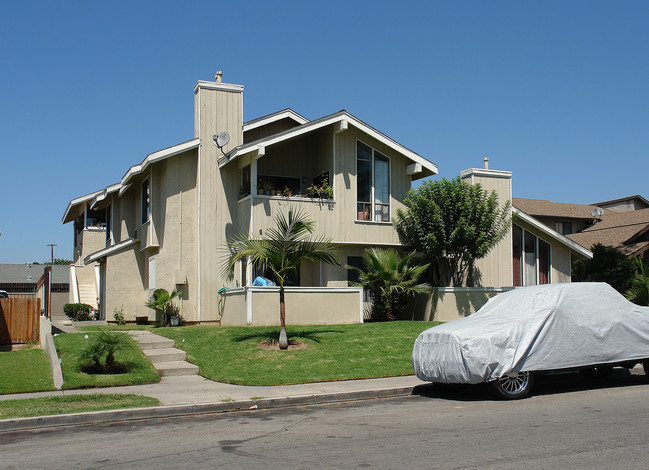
left=232, top=328, right=344, bottom=344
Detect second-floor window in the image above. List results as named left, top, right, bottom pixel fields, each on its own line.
left=357, top=141, right=390, bottom=222
left=141, top=179, right=150, bottom=224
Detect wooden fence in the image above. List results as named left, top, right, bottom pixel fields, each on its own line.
left=0, top=298, right=41, bottom=345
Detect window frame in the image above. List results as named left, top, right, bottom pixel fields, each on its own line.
left=355, top=139, right=391, bottom=223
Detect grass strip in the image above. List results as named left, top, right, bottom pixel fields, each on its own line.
left=158, top=321, right=438, bottom=386
left=54, top=332, right=160, bottom=389
left=0, top=394, right=160, bottom=420
left=0, top=348, right=55, bottom=394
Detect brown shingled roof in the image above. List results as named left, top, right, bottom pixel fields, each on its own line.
left=566, top=208, right=649, bottom=256
left=512, top=198, right=604, bottom=219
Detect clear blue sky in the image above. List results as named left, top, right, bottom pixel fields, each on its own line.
left=1, top=1, right=647, bottom=263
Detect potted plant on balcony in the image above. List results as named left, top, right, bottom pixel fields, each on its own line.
left=280, top=187, right=293, bottom=197
left=259, top=181, right=274, bottom=195
left=306, top=175, right=333, bottom=199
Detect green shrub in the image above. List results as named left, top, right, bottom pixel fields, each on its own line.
left=113, top=306, right=126, bottom=325
left=63, top=303, right=94, bottom=321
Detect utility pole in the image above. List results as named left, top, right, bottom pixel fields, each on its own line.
left=47, top=243, right=57, bottom=264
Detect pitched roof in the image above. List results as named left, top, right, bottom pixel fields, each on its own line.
left=512, top=198, right=604, bottom=220
left=220, top=110, right=438, bottom=179
left=0, top=264, right=69, bottom=284
left=567, top=208, right=649, bottom=256
left=594, top=195, right=649, bottom=208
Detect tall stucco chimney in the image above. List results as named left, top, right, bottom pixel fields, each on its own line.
left=215, top=71, right=223, bottom=83
left=483, top=157, right=489, bottom=169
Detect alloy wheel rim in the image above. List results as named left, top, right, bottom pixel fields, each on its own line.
left=498, top=371, right=529, bottom=394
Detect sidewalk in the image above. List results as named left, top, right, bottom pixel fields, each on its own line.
left=0, top=375, right=427, bottom=431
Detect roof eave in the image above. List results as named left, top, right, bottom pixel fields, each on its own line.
left=513, top=207, right=593, bottom=259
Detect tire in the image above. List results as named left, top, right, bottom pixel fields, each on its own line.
left=581, top=366, right=614, bottom=379
left=489, top=371, right=534, bottom=400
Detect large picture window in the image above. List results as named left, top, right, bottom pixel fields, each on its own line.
left=357, top=141, right=390, bottom=222
left=512, top=225, right=551, bottom=286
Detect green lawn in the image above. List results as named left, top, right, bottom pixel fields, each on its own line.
left=54, top=332, right=160, bottom=389
left=157, top=321, right=438, bottom=386
left=0, top=348, right=55, bottom=394
left=0, top=394, right=160, bottom=420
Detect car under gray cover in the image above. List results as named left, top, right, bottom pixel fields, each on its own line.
left=412, top=282, right=649, bottom=396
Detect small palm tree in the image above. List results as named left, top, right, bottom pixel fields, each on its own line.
left=81, top=330, right=133, bottom=372
left=625, top=257, right=649, bottom=306
left=224, top=208, right=340, bottom=349
left=348, top=248, right=430, bottom=321
left=146, top=288, right=181, bottom=326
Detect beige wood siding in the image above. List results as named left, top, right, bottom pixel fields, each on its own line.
left=196, top=85, right=243, bottom=322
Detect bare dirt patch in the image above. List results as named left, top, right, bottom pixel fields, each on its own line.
left=259, top=340, right=306, bottom=351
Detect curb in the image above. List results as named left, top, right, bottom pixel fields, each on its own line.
left=0, top=386, right=416, bottom=432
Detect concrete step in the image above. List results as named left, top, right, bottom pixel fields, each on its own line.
left=131, top=335, right=176, bottom=350
left=154, top=361, right=200, bottom=377
left=143, top=348, right=187, bottom=363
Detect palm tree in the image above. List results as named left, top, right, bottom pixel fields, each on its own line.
left=348, top=248, right=430, bottom=321
left=146, top=288, right=181, bottom=326
left=224, top=208, right=340, bottom=349
left=625, top=257, right=649, bottom=306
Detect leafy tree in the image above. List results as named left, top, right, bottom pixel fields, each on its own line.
left=394, top=177, right=511, bottom=287
left=347, top=248, right=430, bottom=321
left=146, top=288, right=181, bottom=326
left=44, top=259, right=73, bottom=265
left=224, top=208, right=340, bottom=349
left=572, top=243, right=635, bottom=294
left=625, top=257, right=649, bottom=306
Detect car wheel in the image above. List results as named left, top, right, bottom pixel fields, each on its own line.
left=489, top=371, right=534, bottom=400
left=581, top=366, right=614, bottom=379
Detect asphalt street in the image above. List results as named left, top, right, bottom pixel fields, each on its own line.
left=2, top=372, right=649, bottom=469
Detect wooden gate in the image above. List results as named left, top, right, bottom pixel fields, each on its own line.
left=0, top=298, right=41, bottom=345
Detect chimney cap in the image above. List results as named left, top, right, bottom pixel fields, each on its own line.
left=215, top=71, right=223, bottom=83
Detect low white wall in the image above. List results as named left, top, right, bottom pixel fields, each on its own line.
left=39, top=316, right=63, bottom=389
left=409, top=287, right=512, bottom=322
left=220, top=287, right=363, bottom=326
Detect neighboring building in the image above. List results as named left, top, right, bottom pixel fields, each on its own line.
left=567, top=208, right=649, bottom=262
left=513, top=196, right=649, bottom=263
left=594, top=195, right=649, bottom=213
left=62, top=75, right=591, bottom=325
left=512, top=198, right=603, bottom=235
left=0, top=264, right=70, bottom=320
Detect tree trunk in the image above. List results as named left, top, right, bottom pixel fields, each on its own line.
left=278, top=286, right=288, bottom=349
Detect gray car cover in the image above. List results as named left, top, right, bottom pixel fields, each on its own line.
left=412, top=282, right=649, bottom=384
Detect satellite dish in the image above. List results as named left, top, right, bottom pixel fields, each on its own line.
left=214, top=132, right=230, bottom=149
left=590, top=208, right=604, bottom=218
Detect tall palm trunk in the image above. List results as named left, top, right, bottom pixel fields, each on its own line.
left=279, top=285, right=288, bottom=349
